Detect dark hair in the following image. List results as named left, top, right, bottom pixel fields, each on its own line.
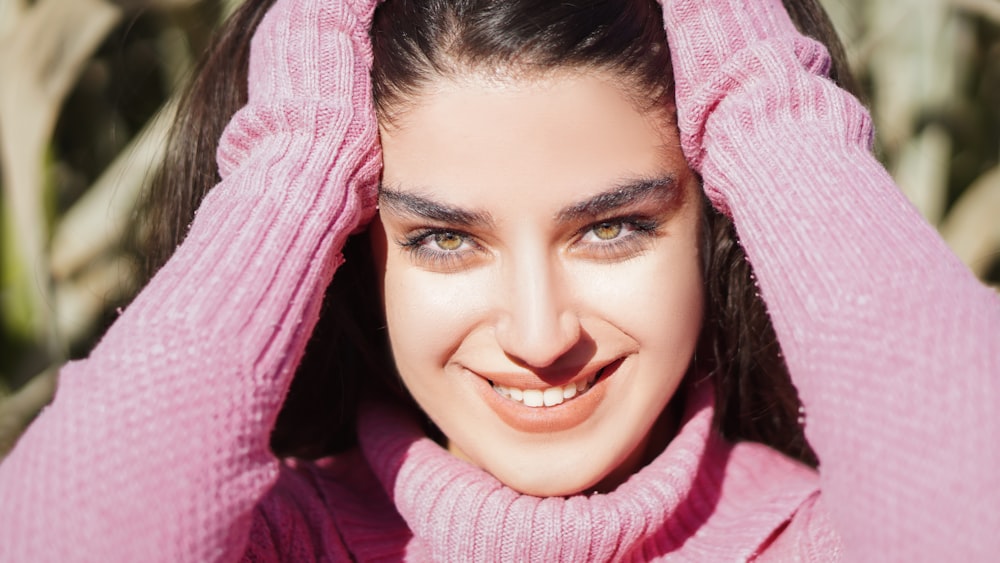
left=142, top=0, right=859, bottom=466
left=370, top=0, right=673, bottom=124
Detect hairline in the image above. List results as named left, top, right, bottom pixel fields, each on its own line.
left=375, top=60, right=672, bottom=132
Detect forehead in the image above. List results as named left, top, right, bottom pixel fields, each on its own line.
left=378, top=71, right=685, bottom=211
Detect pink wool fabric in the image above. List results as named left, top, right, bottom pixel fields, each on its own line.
left=1, top=0, right=998, bottom=560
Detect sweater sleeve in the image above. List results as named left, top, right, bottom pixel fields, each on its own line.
left=0, top=0, right=380, bottom=561
left=660, top=0, right=1000, bottom=559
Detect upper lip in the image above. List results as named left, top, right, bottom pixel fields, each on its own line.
left=467, top=358, right=619, bottom=390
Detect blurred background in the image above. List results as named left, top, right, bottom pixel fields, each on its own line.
left=0, top=0, right=998, bottom=457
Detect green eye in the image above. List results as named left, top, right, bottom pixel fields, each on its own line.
left=592, top=222, right=623, bottom=240
left=434, top=232, right=464, bottom=251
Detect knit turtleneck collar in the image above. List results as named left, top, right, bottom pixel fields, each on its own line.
left=357, top=383, right=819, bottom=561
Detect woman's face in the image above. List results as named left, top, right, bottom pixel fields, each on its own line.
left=371, top=70, right=704, bottom=497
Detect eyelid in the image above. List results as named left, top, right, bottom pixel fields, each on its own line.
left=398, top=227, right=477, bottom=249
left=570, top=216, right=662, bottom=260
left=397, top=227, right=484, bottom=270
left=573, top=214, right=658, bottom=240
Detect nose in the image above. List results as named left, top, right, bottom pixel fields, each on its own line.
left=494, top=254, right=580, bottom=368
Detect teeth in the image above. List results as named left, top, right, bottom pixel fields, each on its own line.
left=542, top=387, right=563, bottom=407
left=492, top=374, right=597, bottom=408
left=523, top=389, right=544, bottom=407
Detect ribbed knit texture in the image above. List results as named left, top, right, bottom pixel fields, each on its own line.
left=661, top=0, right=1000, bottom=560
left=356, top=383, right=820, bottom=561
left=0, top=0, right=380, bottom=560
left=1, top=0, right=997, bottom=561
left=239, top=382, right=825, bottom=561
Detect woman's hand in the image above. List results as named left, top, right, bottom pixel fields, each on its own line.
left=216, top=0, right=383, bottom=228
left=657, top=0, right=833, bottom=214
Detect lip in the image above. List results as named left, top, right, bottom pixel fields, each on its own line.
left=469, top=358, right=623, bottom=433
left=480, top=360, right=608, bottom=390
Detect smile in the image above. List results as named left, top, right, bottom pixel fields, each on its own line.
left=471, top=359, right=621, bottom=433
left=490, top=370, right=601, bottom=407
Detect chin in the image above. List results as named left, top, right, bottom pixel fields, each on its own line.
left=467, top=414, right=672, bottom=498
left=478, top=444, right=643, bottom=497
left=493, top=466, right=605, bottom=498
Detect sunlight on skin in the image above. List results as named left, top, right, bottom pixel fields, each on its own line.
left=371, top=71, right=705, bottom=497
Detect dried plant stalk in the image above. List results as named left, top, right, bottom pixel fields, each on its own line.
left=0, top=366, right=56, bottom=460
left=868, top=0, right=973, bottom=223
left=940, top=166, right=1000, bottom=279
left=54, top=253, right=138, bottom=344
left=0, top=0, right=121, bottom=351
left=50, top=100, right=178, bottom=282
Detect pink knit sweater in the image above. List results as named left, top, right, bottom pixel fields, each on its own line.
left=1, top=0, right=997, bottom=561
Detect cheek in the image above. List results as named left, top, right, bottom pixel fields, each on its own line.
left=380, top=254, right=493, bottom=377
left=570, top=218, right=705, bottom=351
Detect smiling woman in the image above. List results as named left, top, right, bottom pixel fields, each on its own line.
left=0, top=0, right=997, bottom=561
left=372, top=71, right=703, bottom=495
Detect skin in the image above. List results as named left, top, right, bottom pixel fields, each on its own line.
left=370, top=70, right=705, bottom=497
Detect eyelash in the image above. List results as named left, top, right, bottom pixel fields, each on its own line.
left=399, top=229, right=480, bottom=270
left=577, top=218, right=661, bottom=258
left=397, top=216, right=661, bottom=268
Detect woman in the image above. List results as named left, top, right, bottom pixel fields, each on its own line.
left=0, top=0, right=997, bottom=560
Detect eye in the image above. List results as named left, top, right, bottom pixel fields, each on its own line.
left=432, top=232, right=465, bottom=251
left=581, top=220, right=640, bottom=244
left=591, top=222, right=623, bottom=241
left=573, top=217, right=661, bottom=260
left=398, top=228, right=481, bottom=270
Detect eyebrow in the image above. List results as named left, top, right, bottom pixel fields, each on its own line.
left=378, top=174, right=678, bottom=227
left=555, top=175, right=678, bottom=222
left=378, top=186, right=496, bottom=227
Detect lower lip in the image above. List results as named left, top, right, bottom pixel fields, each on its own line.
left=471, top=360, right=620, bottom=433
